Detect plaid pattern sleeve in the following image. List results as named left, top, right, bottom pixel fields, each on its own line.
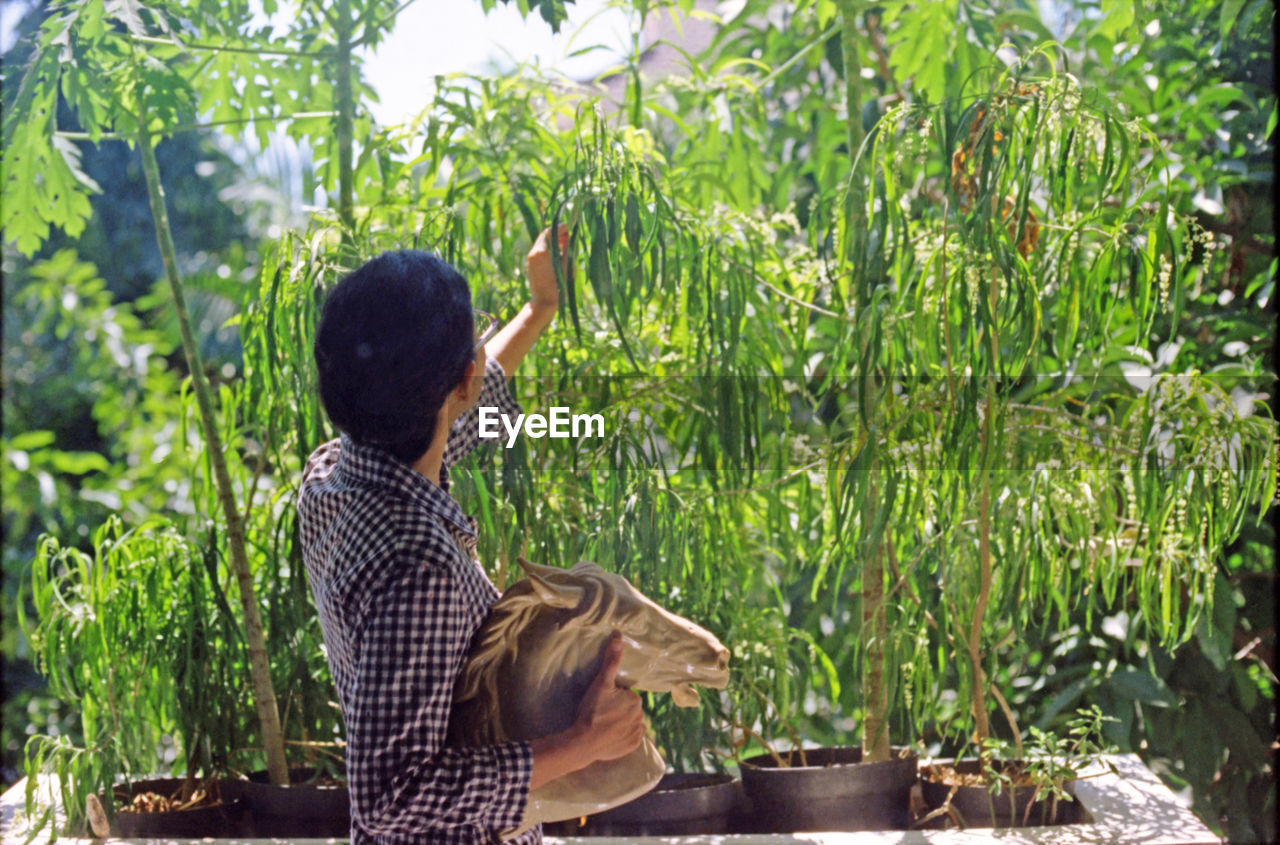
left=298, top=430, right=543, bottom=845
left=444, top=356, right=520, bottom=479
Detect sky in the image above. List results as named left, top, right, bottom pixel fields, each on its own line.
left=0, top=0, right=634, bottom=127
left=352, top=1, right=633, bottom=126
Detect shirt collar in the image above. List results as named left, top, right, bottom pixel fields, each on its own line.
left=335, top=433, right=476, bottom=541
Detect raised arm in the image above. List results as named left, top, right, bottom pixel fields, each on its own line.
left=487, top=224, right=567, bottom=378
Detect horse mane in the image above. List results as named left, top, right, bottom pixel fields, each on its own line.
left=453, top=562, right=623, bottom=745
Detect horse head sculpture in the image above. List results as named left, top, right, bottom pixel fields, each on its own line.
left=449, top=558, right=730, bottom=838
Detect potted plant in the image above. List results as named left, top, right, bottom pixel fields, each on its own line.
left=212, top=425, right=351, bottom=835
left=543, top=772, right=744, bottom=836
left=842, top=47, right=1273, bottom=829
left=727, top=5, right=928, bottom=833
left=105, top=527, right=262, bottom=839
left=21, top=519, right=247, bottom=838
left=107, top=778, right=246, bottom=839
left=718, top=607, right=916, bottom=832
left=917, top=707, right=1115, bottom=828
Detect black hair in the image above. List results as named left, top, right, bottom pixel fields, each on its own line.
left=315, top=250, right=476, bottom=464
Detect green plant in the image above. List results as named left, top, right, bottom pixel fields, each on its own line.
left=19, top=518, right=190, bottom=837
left=841, top=46, right=1274, bottom=773
left=982, top=706, right=1119, bottom=827
left=915, top=707, right=1119, bottom=829
left=714, top=606, right=839, bottom=768
left=5, top=0, right=1272, bottom=835
left=163, top=529, right=255, bottom=793
left=1017, top=707, right=1119, bottom=823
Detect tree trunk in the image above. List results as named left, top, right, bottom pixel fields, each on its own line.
left=837, top=0, right=866, bottom=290
left=861, top=482, right=891, bottom=763
left=968, top=254, right=1003, bottom=757
left=137, top=123, right=291, bottom=788
left=335, top=0, right=355, bottom=234
left=835, top=0, right=891, bottom=766
left=969, top=467, right=993, bottom=753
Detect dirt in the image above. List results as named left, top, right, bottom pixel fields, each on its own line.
left=923, top=761, right=1039, bottom=788
left=116, top=787, right=222, bottom=814
left=308, top=774, right=347, bottom=788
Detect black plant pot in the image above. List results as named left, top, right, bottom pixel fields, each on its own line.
left=111, top=777, right=247, bottom=838
left=919, top=759, right=1081, bottom=828
left=242, top=767, right=351, bottom=837
left=739, top=746, right=919, bottom=832
left=545, top=772, right=744, bottom=836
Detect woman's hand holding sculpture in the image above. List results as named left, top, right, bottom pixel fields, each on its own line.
left=528, top=631, right=646, bottom=789
left=571, top=632, right=646, bottom=761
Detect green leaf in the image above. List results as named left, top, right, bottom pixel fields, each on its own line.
left=47, top=450, right=112, bottom=475
left=7, top=430, right=58, bottom=451
left=1211, top=571, right=1238, bottom=641
left=1219, top=0, right=1248, bottom=39
left=815, top=0, right=837, bottom=28
left=1107, top=667, right=1178, bottom=708
left=1195, top=612, right=1229, bottom=672
left=104, top=0, right=148, bottom=37
left=1204, top=698, right=1266, bottom=770
left=1180, top=701, right=1222, bottom=789
left=1097, top=0, right=1134, bottom=40
left=1034, top=675, right=1092, bottom=727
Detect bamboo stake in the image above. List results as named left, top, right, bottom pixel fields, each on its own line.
left=132, top=52, right=290, bottom=787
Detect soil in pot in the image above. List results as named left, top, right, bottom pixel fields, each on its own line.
left=739, top=746, right=919, bottom=832
left=918, top=759, right=1083, bottom=828
left=110, top=777, right=248, bottom=837
left=242, top=766, right=351, bottom=837
left=543, top=772, right=744, bottom=836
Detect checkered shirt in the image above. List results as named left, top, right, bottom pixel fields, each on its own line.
left=298, top=356, right=539, bottom=845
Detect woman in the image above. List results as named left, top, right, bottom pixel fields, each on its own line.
left=298, top=226, right=644, bottom=844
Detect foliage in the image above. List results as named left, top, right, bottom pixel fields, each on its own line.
left=3, top=0, right=1273, bottom=837
left=1, top=252, right=197, bottom=763
left=20, top=519, right=195, bottom=834
left=971, top=706, right=1119, bottom=827
left=241, top=44, right=1274, bottom=766
left=2, top=1, right=250, bottom=303
left=1014, top=519, right=1278, bottom=842
left=0, top=0, right=581, bottom=257
left=858, top=53, right=1269, bottom=745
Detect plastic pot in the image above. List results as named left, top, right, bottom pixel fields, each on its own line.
left=919, top=759, right=1081, bottom=828
left=242, top=767, right=351, bottom=837
left=545, top=772, right=744, bottom=836
left=739, top=746, right=918, bottom=832
left=111, top=777, right=247, bottom=838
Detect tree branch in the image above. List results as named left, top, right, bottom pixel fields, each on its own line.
left=55, top=111, right=338, bottom=141
left=131, top=33, right=332, bottom=58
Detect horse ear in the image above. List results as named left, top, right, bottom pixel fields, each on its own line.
left=570, top=560, right=605, bottom=576
left=518, top=557, right=583, bottom=609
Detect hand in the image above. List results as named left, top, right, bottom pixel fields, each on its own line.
left=525, top=224, right=569, bottom=314
left=527, top=631, right=645, bottom=789
left=570, top=631, right=646, bottom=763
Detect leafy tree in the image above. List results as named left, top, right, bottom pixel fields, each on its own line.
left=4, top=0, right=584, bottom=813
left=1, top=251, right=198, bottom=786
left=4, top=0, right=1273, bottom=839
